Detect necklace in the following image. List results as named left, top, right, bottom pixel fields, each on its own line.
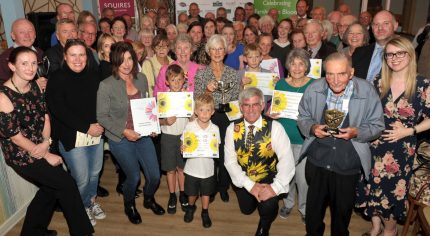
left=11, top=78, right=26, bottom=94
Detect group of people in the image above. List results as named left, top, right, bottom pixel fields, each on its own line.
left=0, top=1, right=429, bottom=236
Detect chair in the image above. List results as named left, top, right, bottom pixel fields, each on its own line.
left=401, top=141, right=430, bottom=236
left=411, top=206, right=430, bottom=236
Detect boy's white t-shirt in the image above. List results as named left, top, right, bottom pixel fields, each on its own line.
left=181, top=120, right=220, bottom=179
left=161, top=117, right=188, bottom=135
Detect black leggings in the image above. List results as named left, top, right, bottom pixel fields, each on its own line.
left=12, top=159, right=93, bottom=236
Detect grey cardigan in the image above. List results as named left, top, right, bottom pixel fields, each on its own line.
left=97, top=73, right=149, bottom=142
left=297, top=76, right=385, bottom=179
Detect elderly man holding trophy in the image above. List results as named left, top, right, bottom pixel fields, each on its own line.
left=194, top=34, right=240, bottom=203
left=297, top=52, right=384, bottom=236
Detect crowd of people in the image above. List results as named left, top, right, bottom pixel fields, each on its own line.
left=0, top=1, right=429, bottom=236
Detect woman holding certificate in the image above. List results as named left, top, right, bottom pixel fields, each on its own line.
left=194, top=34, right=240, bottom=203
left=46, top=39, right=106, bottom=227
left=97, top=42, right=165, bottom=224
left=269, top=48, right=314, bottom=222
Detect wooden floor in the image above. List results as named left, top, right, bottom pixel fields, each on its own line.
left=7, top=156, right=411, bottom=236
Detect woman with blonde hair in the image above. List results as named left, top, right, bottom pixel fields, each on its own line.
left=97, top=33, right=116, bottom=80
left=139, top=29, right=155, bottom=59
left=357, top=36, right=430, bottom=236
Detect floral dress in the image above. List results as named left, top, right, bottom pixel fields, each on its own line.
left=357, top=75, right=430, bottom=220
left=0, top=81, right=46, bottom=167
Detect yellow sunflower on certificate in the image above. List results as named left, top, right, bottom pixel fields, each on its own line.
left=183, top=132, right=198, bottom=153
left=157, top=93, right=170, bottom=114
left=271, top=91, right=287, bottom=113
left=311, top=65, right=321, bottom=76
left=226, top=102, right=240, bottom=118
left=184, top=98, right=193, bottom=111
left=210, top=136, right=218, bottom=153
left=245, top=73, right=258, bottom=87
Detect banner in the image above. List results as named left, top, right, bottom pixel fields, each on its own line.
left=99, top=0, right=136, bottom=17
left=175, top=0, right=249, bottom=22
left=254, top=0, right=298, bottom=21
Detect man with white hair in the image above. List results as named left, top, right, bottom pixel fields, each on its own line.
left=225, top=87, right=295, bottom=236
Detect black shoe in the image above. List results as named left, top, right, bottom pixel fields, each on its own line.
left=124, top=203, right=142, bottom=224
left=45, top=229, right=57, bottom=236
left=179, top=192, right=189, bottom=211
left=167, top=194, right=177, bottom=214
left=220, top=191, right=229, bottom=202
left=144, top=197, right=165, bottom=215
left=97, top=185, right=109, bottom=197
left=184, top=205, right=196, bottom=223
left=201, top=211, right=212, bottom=228
left=255, top=221, right=270, bottom=236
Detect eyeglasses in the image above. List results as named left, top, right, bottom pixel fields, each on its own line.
left=210, top=47, right=225, bottom=52
left=241, top=103, right=262, bottom=110
left=80, top=30, right=96, bottom=37
left=155, top=45, right=169, bottom=50
left=66, top=38, right=85, bottom=45
left=384, top=51, right=408, bottom=59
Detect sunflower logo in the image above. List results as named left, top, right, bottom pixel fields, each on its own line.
left=210, top=137, right=218, bottom=153
left=237, top=147, right=250, bottom=167
left=184, top=98, right=193, bottom=112
left=271, top=91, right=287, bottom=113
left=157, top=93, right=171, bottom=114
left=233, top=123, right=245, bottom=141
left=268, top=77, right=276, bottom=90
left=227, top=102, right=241, bottom=119
left=257, top=135, right=274, bottom=158
left=247, top=162, right=268, bottom=182
left=183, top=132, right=198, bottom=153
left=245, top=73, right=258, bottom=87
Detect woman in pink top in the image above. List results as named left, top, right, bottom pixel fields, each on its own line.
left=154, top=34, right=204, bottom=97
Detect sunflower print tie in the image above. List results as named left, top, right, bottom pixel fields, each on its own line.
left=246, top=125, right=255, bottom=152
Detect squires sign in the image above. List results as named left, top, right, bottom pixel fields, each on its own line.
left=99, top=0, right=135, bottom=17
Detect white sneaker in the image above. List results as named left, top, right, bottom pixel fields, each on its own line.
left=91, top=202, right=106, bottom=220
left=86, top=207, right=96, bottom=226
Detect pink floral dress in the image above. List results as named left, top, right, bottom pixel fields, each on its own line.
left=357, top=75, right=430, bottom=220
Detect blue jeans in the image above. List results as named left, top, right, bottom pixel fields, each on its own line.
left=59, top=141, right=104, bottom=208
left=108, top=137, right=160, bottom=202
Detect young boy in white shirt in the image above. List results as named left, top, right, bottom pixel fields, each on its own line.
left=181, top=94, right=220, bottom=228
left=159, top=64, right=189, bottom=214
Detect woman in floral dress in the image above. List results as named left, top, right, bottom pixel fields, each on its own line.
left=359, top=37, right=430, bottom=236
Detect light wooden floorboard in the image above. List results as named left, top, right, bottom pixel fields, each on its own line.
left=6, top=156, right=412, bottom=236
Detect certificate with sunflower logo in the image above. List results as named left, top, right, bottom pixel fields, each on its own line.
left=157, top=92, right=194, bottom=118
left=130, top=97, right=161, bottom=136
left=244, top=72, right=278, bottom=96
left=226, top=100, right=242, bottom=121
left=182, top=131, right=219, bottom=158
left=271, top=90, right=303, bottom=120
left=307, top=59, right=322, bottom=79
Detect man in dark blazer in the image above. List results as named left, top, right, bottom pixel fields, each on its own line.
left=352, top=10, right=398, bottom=81
left=304, top=19, right=336, bottom=77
